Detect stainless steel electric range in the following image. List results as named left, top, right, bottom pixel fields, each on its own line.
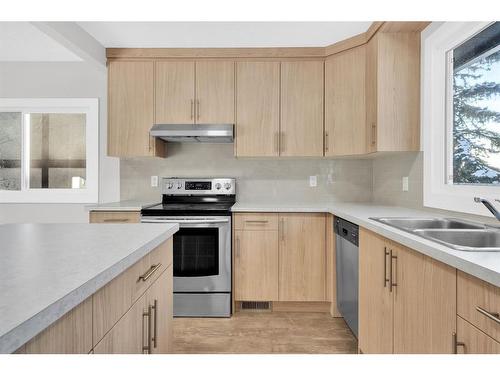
left=141, top=177, right=235, bottom=317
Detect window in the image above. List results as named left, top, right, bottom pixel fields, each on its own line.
left=0, top=99, right=98, bottom=203
left=447, top=22, right=500, bottom=185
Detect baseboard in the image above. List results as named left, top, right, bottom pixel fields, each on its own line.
left=272, top=301, right=331, bottom=313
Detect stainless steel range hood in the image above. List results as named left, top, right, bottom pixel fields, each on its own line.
left=150, top=124, right=234, bottom=143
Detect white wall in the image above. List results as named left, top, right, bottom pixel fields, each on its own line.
left=0, top=61, right=120, bottom=223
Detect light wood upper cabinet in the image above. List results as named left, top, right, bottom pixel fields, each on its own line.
left=108, top=61, right=164, bottom=157
left=234, top=229, right=279, bottom=301
left=359, top=228, right=456, bottom=354
left=279, top=213, right=326, bottom=301
left=365, top=32, right=420, bottom=152
left=235, top=61, right=280, bottom=157
left=359, top=228, right=393, bottom=354
left=195, top=60, right=235, bottom=123
left=280, top=61, right=324, bottom=157
left=155, top=61, right=195, bottom=124
left=325, top=45, right=366, bottom=156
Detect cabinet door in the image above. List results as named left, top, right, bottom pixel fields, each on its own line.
left=358, top=228, right=393, bottom=353
left=93, top=292, right=148, bottom=354
left=155, top=61, right=195, bottom=124
left=280, top=61, right=324, bottom=157
left=234, top=230, right=279, bottom=301
left=147, top=267, right=173, bottom=354
left=278, top=213, right=326, bottom=301
left=195, top=61, right=235, bottom=123
left=235, top=61, right=280, bottom=157
left=392, top=244, right=456, bottom=353
left=457, top=316, right=500, bottom=354
left=108, top=61, right=156, bottom=157
left=325, top=45, right=366, bottom=156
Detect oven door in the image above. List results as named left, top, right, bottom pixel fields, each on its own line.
left=141, top=216, right=231, bottom=293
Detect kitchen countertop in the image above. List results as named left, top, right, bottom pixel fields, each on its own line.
left=232, top=202, right=500, bottom=288
left=0, top=223, right=178, bottom=354
left=85, top=200, right=160, bottom=211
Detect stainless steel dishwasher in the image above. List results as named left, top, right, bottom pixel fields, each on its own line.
left=335, top=216, right=359, bottom=338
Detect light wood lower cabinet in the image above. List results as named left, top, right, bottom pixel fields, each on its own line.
left=233, top=212, right=327, bottom=304
left=16, top=240, right=173, bottom=354
left=89, top=211, right=140, bottom=223
left=18, top=298, right=93, bottom=354
left=456, top=316, right=500, bottom=354
left=279, top=213, right=326, bottom=301
left=359, top=228, right=456, bottom=354
left=146, top=267, right=173, bottom=354
left=359, top=229, right=393, bottom=354
left=234, top=230, right=279, bottom=301
left=94, top=291, right=148, bottom=354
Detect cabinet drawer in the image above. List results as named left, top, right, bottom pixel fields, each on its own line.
left=457, top=316, right=500, bottom=354
left=234, top=213, right=278, bottom=231
left=93, top=240, right=173, bottom=344
left=458, top=271, right=500, bottom=342
left=89, top=211, right=140, bottom=224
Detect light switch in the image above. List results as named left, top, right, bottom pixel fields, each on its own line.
left=402, top=176, right=409, bottom=192
left=309, top=176, right=317, bottom=187
left=151, top=176, right=159, bottom=187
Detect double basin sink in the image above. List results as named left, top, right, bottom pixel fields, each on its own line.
left=370, top=217, right=500, bottom=252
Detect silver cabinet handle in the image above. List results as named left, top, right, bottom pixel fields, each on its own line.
left=275, top=131, right=279, bottom=154
left=190, top=99, right=194, bottom=120
left=196, top=99, right=200, bottom=121
left=280, top=132, right=285, bottom=154
left=245, top=220, right=269, bottom=224
left=103, top=218, right=129, bottom=223
left=476, top=306, right=500, bottom=324
left=389, top=250, right=397, bottom=292
left=152, top=299, right=158, bottom=349
left=280, top=218, right=285, bottom=241
left=142, top=305, right=152, bottom=354
left=384, top=247, right=389, bottom=288
left=137, top=263, right=162, bottom=282
left=325, top=131, right=329, bottom=154
left=452, top=332, right=465, bottom=354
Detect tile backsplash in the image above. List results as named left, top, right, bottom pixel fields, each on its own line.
left=120, top=143, right=373, bottom=204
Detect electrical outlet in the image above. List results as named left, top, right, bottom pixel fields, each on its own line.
left=151, top=176, right=159, bottom=188
left=309, top=175, right=317, bottom=187
left=402, top=176, right=409, bottom=192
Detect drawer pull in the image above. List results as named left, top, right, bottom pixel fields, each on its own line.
left=245, top=220, right=269, bottom=224
left=138, top=263, right=162, bottom=282
left=476, top=306, right=500, bottom=324
left=103, top=218, right=129, bottom=223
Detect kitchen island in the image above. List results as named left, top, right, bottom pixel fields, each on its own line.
left=0, top=223, right=178, bottom=354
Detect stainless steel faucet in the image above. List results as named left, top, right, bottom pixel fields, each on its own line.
left=474, top=197, right=500, bottom=221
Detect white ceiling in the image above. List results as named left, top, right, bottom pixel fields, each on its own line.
left=0, top=22, right=81, bottom=62
left=78, top=22, right=372, bottom=48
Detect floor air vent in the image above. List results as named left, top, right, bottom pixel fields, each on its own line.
left=240, top=301, right=271, bottom=311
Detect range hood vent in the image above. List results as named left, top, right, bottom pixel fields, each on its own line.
left=150, top=124, right=234, bottom=143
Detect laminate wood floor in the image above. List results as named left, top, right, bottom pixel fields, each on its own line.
left=173, top=312, right=357, bottom=354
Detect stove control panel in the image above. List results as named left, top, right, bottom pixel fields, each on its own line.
left=162, top=178, right=235, bottom=195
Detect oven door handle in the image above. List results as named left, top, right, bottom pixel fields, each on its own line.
left=141, top=219, right=230, bottom=224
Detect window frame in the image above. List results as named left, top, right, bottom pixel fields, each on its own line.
left=423, top=22, right=499, bottom=217
left=0, top=98, right=98, bottom=203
